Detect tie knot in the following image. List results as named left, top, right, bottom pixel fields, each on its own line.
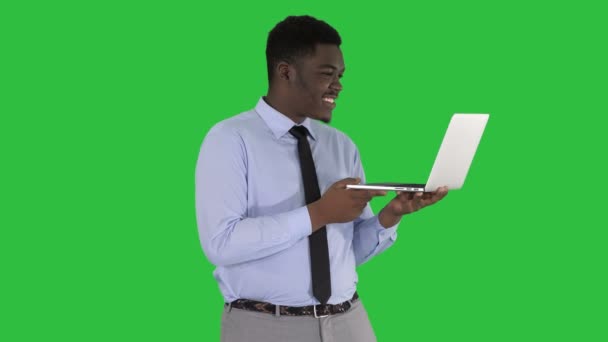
left=289, top=125, right=309, bottom=140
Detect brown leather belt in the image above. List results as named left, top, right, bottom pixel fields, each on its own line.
left=226, top=292, right=359, bottom=318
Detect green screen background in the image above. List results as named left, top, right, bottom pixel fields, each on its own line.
left=2, top=1, right=607, bottom=341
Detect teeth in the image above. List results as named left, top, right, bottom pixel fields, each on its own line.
left=323, top=98, right=335, bottom=104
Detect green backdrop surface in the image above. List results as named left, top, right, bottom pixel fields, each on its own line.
left=1, top=1, right=607, bottom=341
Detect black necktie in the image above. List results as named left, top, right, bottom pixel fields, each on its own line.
left=289, top=125, right=331, bottom=305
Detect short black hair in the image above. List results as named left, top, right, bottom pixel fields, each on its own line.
left=266, top=15, right=342, bottom=83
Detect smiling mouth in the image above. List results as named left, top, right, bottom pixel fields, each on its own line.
left=322, top=97, right=335, bottom=104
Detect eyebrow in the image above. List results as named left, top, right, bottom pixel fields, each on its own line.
left=318, top=64, right=346, bottom=73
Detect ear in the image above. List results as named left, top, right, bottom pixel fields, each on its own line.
left=277, top=61, right=292, bottom=81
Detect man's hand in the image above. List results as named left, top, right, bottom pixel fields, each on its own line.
left=308, top=178, right=387, bottom=231
left=378, top=187, right=449, bottom=228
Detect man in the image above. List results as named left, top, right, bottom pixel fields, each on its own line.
left=196, top=15, right=448, bottom=342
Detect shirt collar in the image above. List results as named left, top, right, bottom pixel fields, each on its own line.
left=255, top=97, right=317, bottom=141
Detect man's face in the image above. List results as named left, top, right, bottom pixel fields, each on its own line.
left=289, top=44, right=345, bottom=123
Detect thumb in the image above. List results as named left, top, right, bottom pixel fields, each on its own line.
left=335, top=177, right=361, bottom=187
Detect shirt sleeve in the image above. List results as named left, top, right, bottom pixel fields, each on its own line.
left=351, top=147, right=400, bottom=266
left=195, top=127, right=312, bottom=267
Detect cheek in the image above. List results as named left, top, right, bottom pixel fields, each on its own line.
left=296, top=77, right=317, bottom=98
left=304, top=75, right=330, bottom=92
left=312, top=82, right=331, bottom=100
left=304, top=85, right=323, bottom=103
left=296, top=77, right=328, bottom=106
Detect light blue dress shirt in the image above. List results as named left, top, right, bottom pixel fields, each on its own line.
left=195, top=98, right=399, bottom=306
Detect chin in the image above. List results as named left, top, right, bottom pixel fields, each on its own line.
left=307, top=106, right=333, bottom=123
left=316, top=108, right=333, bottom=123
left=313, top=112, right=331, bottom=123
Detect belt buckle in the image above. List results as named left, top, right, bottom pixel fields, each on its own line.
left=313, top=304, right=329, bottom=318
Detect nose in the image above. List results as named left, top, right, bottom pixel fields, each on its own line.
left=330, top=77, right=342, bottom=92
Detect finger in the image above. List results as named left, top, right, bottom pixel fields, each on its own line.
left=425, top=189, right=448, bottom=206
left=406, top=199, right=418, bottom=213
left=406, top=192, right=415, bottom=202
left=398, top=191, right=414, bottom=201
left=370, top=190, right=387, bottom=197
left=422, top=192, right=434, bottom=200
left=350, top=191, right=372, bottom=200
left=352, top=190, right=385, bottom=200
left=395, top=192, right=407, bottom=202
left=351, top=192, right=372, bottom=202
left=437, top=186, right=448, bottom=195
left=414, top=197, right=423, bottom=210
left=432, top=187, right=449, bottom=201
left=407, top=192, right=422, bottom=204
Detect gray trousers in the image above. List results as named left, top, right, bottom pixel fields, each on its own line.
left=220, top=300, right=377, bottom=342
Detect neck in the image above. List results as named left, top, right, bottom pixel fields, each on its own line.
left=264, top=90, right=305, bottom=124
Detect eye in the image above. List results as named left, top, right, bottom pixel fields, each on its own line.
left=321, top=72, right=333, bottom=76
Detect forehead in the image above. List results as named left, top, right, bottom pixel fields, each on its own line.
left=303, top=44, right=345, bottom=70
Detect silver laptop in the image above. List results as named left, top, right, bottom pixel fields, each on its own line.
left=347, top=113, right=489, bottom=192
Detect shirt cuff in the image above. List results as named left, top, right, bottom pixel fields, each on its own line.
left=375, top=215, right=399, bottom=241
left=284, top=206, right=313, bottom=241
